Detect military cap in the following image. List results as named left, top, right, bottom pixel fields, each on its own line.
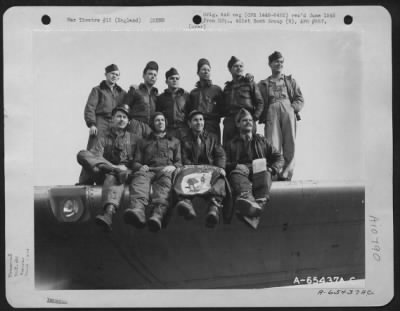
left=143, top=61, right=159, bottom=74
left=105, top=64, right=119, bottom=73
left=197, top=58, right=211, bottom=72
left=187, top=110, right=204, bottom=121
left=165, top=67, right=179, bottom=79
left=227, top=56, right=241, bottom=69
left=268, top=51, right=284, bottom=63
left=112, top=103, right=131, bottom=119
left=235, top=108, right=252, bottom=126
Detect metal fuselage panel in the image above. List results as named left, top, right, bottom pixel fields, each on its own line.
left=34, top=181, right=365, bottom=289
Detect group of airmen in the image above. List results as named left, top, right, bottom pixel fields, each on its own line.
left=77, top=51, right=304, bottom=231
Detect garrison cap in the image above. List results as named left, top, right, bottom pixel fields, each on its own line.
left=165, top=67, right=179, bottom=79
left=197, top=58, right=211, bottom=72
left=188, top=110, right=204, bottom=121
left=105, top=64, right=119, bottom=73
left=112, top=103, right=131, bottom=119
left=143, top=61, right=159, bottom=74
left=235, top=108, right=252, bottom=126
left=268, top=51, right=284, bottom=63
left=227, top=56, right=241, bottom=69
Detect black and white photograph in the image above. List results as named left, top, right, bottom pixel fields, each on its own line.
left=4, top=5, right=393, bottom=308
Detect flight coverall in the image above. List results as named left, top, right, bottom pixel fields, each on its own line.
left=77, top=127, right=138, bottom=211
left=225, top=134, right=284, bottom=208
left=156, top=88, right=191, bottom=141
left=123, top=83, right=158, bottom=138
left=79, top=80, right=127, bottom=184
left=188, top=81, right=224, bottom=143
left=222, top=76, right=264, bottom=146
left=128, top=133, right=182, bottom=228
left=258, top=75, right=304, bottom=180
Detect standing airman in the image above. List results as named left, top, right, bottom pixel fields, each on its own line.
left=188, top=58, right=224, bottom=143
left=222, top=56, right=264, bottom=146
left=258, top=51, right=304, bottom=181
left=156, top=68, right=191, bottom=141
left=79, top=64, right=127, bottom=185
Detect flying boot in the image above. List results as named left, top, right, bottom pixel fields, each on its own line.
left=95, top=204, right=116, bottom=232
left=176, top=198, right=197, bottom=220
left=123, top=202, right=146, bottom=229
left=148, top=204, right=168, bottom=232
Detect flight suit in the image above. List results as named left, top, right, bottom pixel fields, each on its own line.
left=126, top=133, right=182, bottom=231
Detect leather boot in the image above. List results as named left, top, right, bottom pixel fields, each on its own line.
left=256, top=197, right=269, bottom=211
left=123, top=204, right=146, bottom=229
left=205, top=204, right=220, bottom=228
left=95, top=204, right=115, bottom=232
left=148, top=204, right=168, bottom=232
left=176, top=199, right=196, bottom=220
left=235, top=191, right=262, bottom=217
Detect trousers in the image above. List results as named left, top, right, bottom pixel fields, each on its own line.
left=265, top=100, right=296, bottom=180
left=102, top=174, right=125, bottom=210
left=129, top=170, right=173, bottom=209
left=79, top=116, right=112, bottom=184
left=229, top=165, right=272, bottom=201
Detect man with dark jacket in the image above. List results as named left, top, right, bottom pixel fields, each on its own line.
left=156, top=67, right=191, bottom=141
left=222, top=56, right=264, bottom=146
left=188, top=58, right=224, bottom=143
left=225, top=108, right=284, bottom=227
left=176, top=110, right=227, bottom=227
left=124, top=112, right=182, bottom=232
left=77, top=104, right=138, bottom=231
left=123, top=61, right=159, bottom=138
left=258, top=51, right=304, bottom=181
left=79, top=64, right=127, bottom=185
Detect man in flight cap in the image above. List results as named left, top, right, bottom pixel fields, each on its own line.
left=124, top=112, right=182, bottom=232
left=225, top=108, right=283, bottom=228
left=176, top=110, right=230, bottom=227
left=156, top=67, right=191, bottom=141
left=123, top=61, right=159, bottom=138
left=77, top=103, right=138, bottom=231
left=258, top=51, right=304, bottom=181
left=222, top=56, right=264, bottom=146
left=188, top=58, right=224, bottom=143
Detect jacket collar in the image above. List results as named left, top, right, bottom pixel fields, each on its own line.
left=232, top=133, right=261, bottom=143
left=188, top=129, right=208, bottom=140
left=225, top=75, right=247, bottom=86
left=164, top=87, right=185, bottom=96
left=148, top=131, right=173, bottom=140
left=100, top=80, right=122, bottom=92
left=139, top=83, right=158, bottom=95
left=109, top=126, right=128, bottom=137
left=264, top=74, right=286, bottom=83
left=195, top=80, right=212, bottom=88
